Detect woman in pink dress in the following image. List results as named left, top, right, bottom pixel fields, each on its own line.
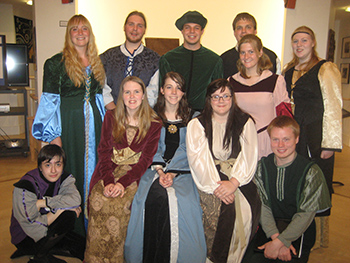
left=229, top=34, right=291, bottom=159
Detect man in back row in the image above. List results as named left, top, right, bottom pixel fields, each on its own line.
left=159, top=10, right=223, bottom=111
left=221, top=12, right=281, bottom=79
left=101, top=11, right=160, bottom=109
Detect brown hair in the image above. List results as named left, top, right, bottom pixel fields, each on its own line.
left=201, top=79, right=250, bottom=150
left=267, top=115, right=300, bottom=138
left=38, top=144, right=66, bottom=168
left=237, top=34, right=272, bottom=79
left=112, top=76, right=159, bottom=143
left=283, top=26, right=319, bottom=74
left=154, top=72, right=192, bottom=125
left=232, top=12, right=257, bottom=30
left=124, top=10, right=147, bottom=29
left=63, top=14, right=105, bottom=87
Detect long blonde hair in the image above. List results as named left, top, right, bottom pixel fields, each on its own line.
left=112, top=76, right=160, bottom=144
left=283, top=26, right=319, bottom=74
left=63, top=14, right=105, bottom=87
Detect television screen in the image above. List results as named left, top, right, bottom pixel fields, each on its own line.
left=0, top=35, right=7, bottom=89
left=5, top=44, right=29, bottom=87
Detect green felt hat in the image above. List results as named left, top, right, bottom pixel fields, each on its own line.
left=175, top=11, right=207, bottom=30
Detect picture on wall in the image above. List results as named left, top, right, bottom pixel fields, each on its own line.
left=14, top=16, right=34, bottom=63
left=341, top=36, right=350, bottom=59
left=340, top=63, right=350, bottom=84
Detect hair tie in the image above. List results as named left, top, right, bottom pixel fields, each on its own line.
left=292, top=31, right=311, bottom=38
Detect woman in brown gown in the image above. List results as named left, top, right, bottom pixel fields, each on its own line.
left=85, top=76, right=162, bottom=262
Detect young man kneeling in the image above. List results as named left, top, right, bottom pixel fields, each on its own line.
left=250, top=116, right=331, bottom=262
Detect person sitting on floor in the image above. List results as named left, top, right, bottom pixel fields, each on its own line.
left=10, top=144, right=84, bottom=263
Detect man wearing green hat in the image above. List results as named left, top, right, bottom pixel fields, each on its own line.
left=159, top=10, right=223, bottom=111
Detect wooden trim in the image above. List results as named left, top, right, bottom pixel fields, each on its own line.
left=284, top=0, right=296, bottom=9
left=145, top=37, right=179, bottom=56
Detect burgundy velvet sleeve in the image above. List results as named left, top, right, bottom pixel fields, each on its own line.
left=276, top=102, right=293, bottom=118
left=117, top=121, right=162, bottom=188
left=89, top=110, right=116, bottom=191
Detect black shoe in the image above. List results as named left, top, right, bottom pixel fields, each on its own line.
left=28, top=254, right=67, bottom=263
left=54, top=231, right=86, bottom=261
left=10, top=248, right=33, bottom=259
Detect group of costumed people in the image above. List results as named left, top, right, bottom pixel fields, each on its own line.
left=9, top=8, right=342, bottom=263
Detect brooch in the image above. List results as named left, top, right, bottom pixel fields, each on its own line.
left=168, top=124, right=178, bottom=134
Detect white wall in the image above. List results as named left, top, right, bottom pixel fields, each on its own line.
left=282, top=0, right=332, bottom=65
left=12, top=3, right=34, bottom=21
left=336, top=18, right=350, bottom=145
left=77, top=0, right=285, bottom=57
left=34, top=0, right=75, bottom=99
left=0, top=4, right=16, bottom=43
left=33, top=0, right=285, bottom=98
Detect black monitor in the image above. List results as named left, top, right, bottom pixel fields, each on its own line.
left=0, top=35, right=8, bottom=89
left=5, top=44, right=29, bottom=87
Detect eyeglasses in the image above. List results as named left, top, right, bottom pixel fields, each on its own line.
left=210, top=94, right=232, bottom=101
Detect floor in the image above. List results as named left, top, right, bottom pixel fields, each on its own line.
left=0, top=146, right=349, bottom=263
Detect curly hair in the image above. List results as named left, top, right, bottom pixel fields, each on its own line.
left=63, top=14, right=105, bottom=87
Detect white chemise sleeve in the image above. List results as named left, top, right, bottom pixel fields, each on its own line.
left=228, top=118, right=258, bottom=186
left=186, top=118, right=258, bottom=194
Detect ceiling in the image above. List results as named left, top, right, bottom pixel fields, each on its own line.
left=0, top=0, right=350, bottom=20
left=334, top=0, right=350, bottom=20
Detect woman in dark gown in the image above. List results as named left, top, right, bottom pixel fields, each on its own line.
left=283, top=26, right=342, bottom=247
left=125, top=72, right=206, bottom=263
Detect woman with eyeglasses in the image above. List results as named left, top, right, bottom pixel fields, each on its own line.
left=228, top=34, right=290, bottom=159
left=186, top=78, right=261, bottom=263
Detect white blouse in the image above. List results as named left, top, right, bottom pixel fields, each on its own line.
left=186, top=118, right=258, bottom=194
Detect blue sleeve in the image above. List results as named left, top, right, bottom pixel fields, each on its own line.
left=32, top=92, right=61, bottom=142
left=95, top=93, right=106, bottom=121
